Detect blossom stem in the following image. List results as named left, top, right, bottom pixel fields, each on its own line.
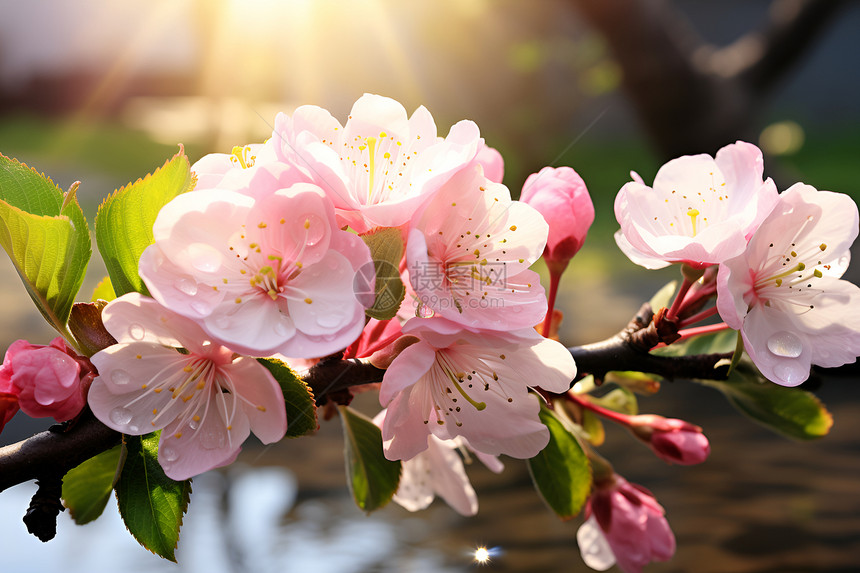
left=676, top=322, right=730, bottom=342
left=541, top=270, right=563, bottom=338
left=678, top=306, right=720, bottom=328
left=665, top=278, right=693, bottom=321
left=566, top=391, right=632, bottom=427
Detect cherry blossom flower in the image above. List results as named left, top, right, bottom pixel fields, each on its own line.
left=627, top=414, right=710, bottom=465
left=271, top=93, right=482, bottom=233
left=192, top=141, right=284, bottom=192
left=577, top=474, right=675, bottom=573
left=139, top=182, right=372, bottom=358
left=520, top=166, right=594, bottom=273
left=88, top=293, right=287, bottom=480
left=379, top=317, right=576, bottom=461
left=374, top=409, right=503, bottom=516
left=475, top=142, right=504, bottom=184
left=717, top=183, right=860, bottom=386
left=0, top=337, right=93, bottom=424
left=406, top=165, right=549, bottom=331
left=615, top=141, right=778, bottom=269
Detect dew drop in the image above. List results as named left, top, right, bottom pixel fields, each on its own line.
left=161, top=447, right=179, bottom=462
left=190, top=301, right=211, bottom=315
left=188, top=419, right=199, bottom=430
left=416, top=302, right=436, bottom=318
left=128, top=425, right=139, bottom=433
left=316, top=313, right=345, bottom=328
left=109, top=407, right=133, bottom=426
left=128, top=323, right=146, bottom=340
left=188, top=243, right=223, bottom=273
left=299, top=214, right=327, bottom=246
left=773, top=361, right=807, bottom=385
left=200, top=428, right=226, bottom=450
left=111, top=369, right=131, bottom=385
left=766, top=331, right=803, bottom=358
left=175, top=278, right=198, bottom=296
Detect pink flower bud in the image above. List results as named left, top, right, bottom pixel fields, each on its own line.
left=520, top=166, right=594, bottom=273
left=0, top=337, right=94, bottom=423
left=578, top=474, right=675, bottom=573
left=628, top=414, right=711, bottom=465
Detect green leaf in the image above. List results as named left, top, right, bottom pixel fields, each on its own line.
left=651, top=328, right=738, bottom=357
left=527, top=404, right=591, bottom=520
left=91, top=275, right=116, bottom=302
left=95, top=147, right=195, bottom=296
left=0, top=156, right=91, bottom=334
left=649, top=280, right=677, bottom=311
left=62, top=445, right=125, bottom=525
left=338, top=405, right=401, bottom=512
left=258, top=358, right=318, bottom=438
left=359, top=227, right=406, bottom=320
left=697, top=360, right=832, bottom=440
left=580, top=409, right=606, bottom=446
left=590, top=387, right=638, bottom=415
left=115, top=433, right=192, bottom=562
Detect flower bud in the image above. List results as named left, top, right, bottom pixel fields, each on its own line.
left=628, top=414, right=710, bottom=465
left=0, top=337, right=94, bottom=423
left=520, top=166, right=594, bottom=273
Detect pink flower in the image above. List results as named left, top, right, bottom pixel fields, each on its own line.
left=0, top=337, right=92, bottom=424
left=520, top=166, right=594, bottom=273
left=475, top=142, right=504, bottom=184
left=717, top=183, right=860, bottom=386
left=628, top=415, right=710, bottom=465
left=406, top=165, right=549, bottom=331
left=614, top=141, right=778, bottom=269
left=272, top=93, right=482, bottom=233
left=577, top=475, right=675, bottom=573
left=379, top=317, right=576, bottom=460
left=191, top=141, right=290, bottom=193
left=88, top=293, right=287, bottom=480
left=374, top=409, right=503, bottom=516
left=139, top=182, right=372, bottom=358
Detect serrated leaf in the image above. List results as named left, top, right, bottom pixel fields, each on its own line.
left=258, top=358, right=318, bottom=438
left=590, top=387, right=638, bottom=415
left=92, top=275, right=116, bottom=302
left=696, top=360, right=832, bottom=440
left=338, top=405, right=401, bottom=512
left=527, top=404, right=591, bottom=520
left=115, top=433, right=192, bottom=562
left=0, top=156, right=91, bottom=334
left=359, top=227, right=406, bottom=320
left=95, top=147, right=194, bottom=296
left=62, top=445, right=124, bottom=525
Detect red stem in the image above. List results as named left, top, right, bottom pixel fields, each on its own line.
left=566, top=391, right=632, bottom=427
left=676, top=321, right=730, bottom=342
left=678, top=305, right=720, bottom=328
left=541, top=271, right=562, bottom=338
left=665, top=278, right=693, bottom=320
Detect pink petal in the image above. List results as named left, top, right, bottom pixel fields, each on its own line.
left=379, top=341, right=437, bottom=405
left=227, top=357, right=288, bottom=444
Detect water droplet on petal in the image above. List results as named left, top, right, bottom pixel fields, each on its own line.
left=273, top=320, right=292, bottom=337
left=299, top=214, right=327, bottom=246
left=188, top=419, right=199, bottom=430
left=128, top=424, right=139, bottom=433
left=128, top=323, right=145, bottom=340
left=111, top=369, right=131, bottom=385
left=416, top=302, right=435, bottom=318
left=191, top=301, right=211, bottom=315
left=316, top=313, right=344, bottom=328
left=773, top=361, right=807, bottom=385
left=109, top=407, right=133, bottom=427
left=175, top=278, right=198, bottom=296
left=188, top=243, right=223, bottom=273
left=161, top=447, right=179, bottom=462
left=200, top=428, right=226, bottom=450
left=767, top=331, right=803, bottom=358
